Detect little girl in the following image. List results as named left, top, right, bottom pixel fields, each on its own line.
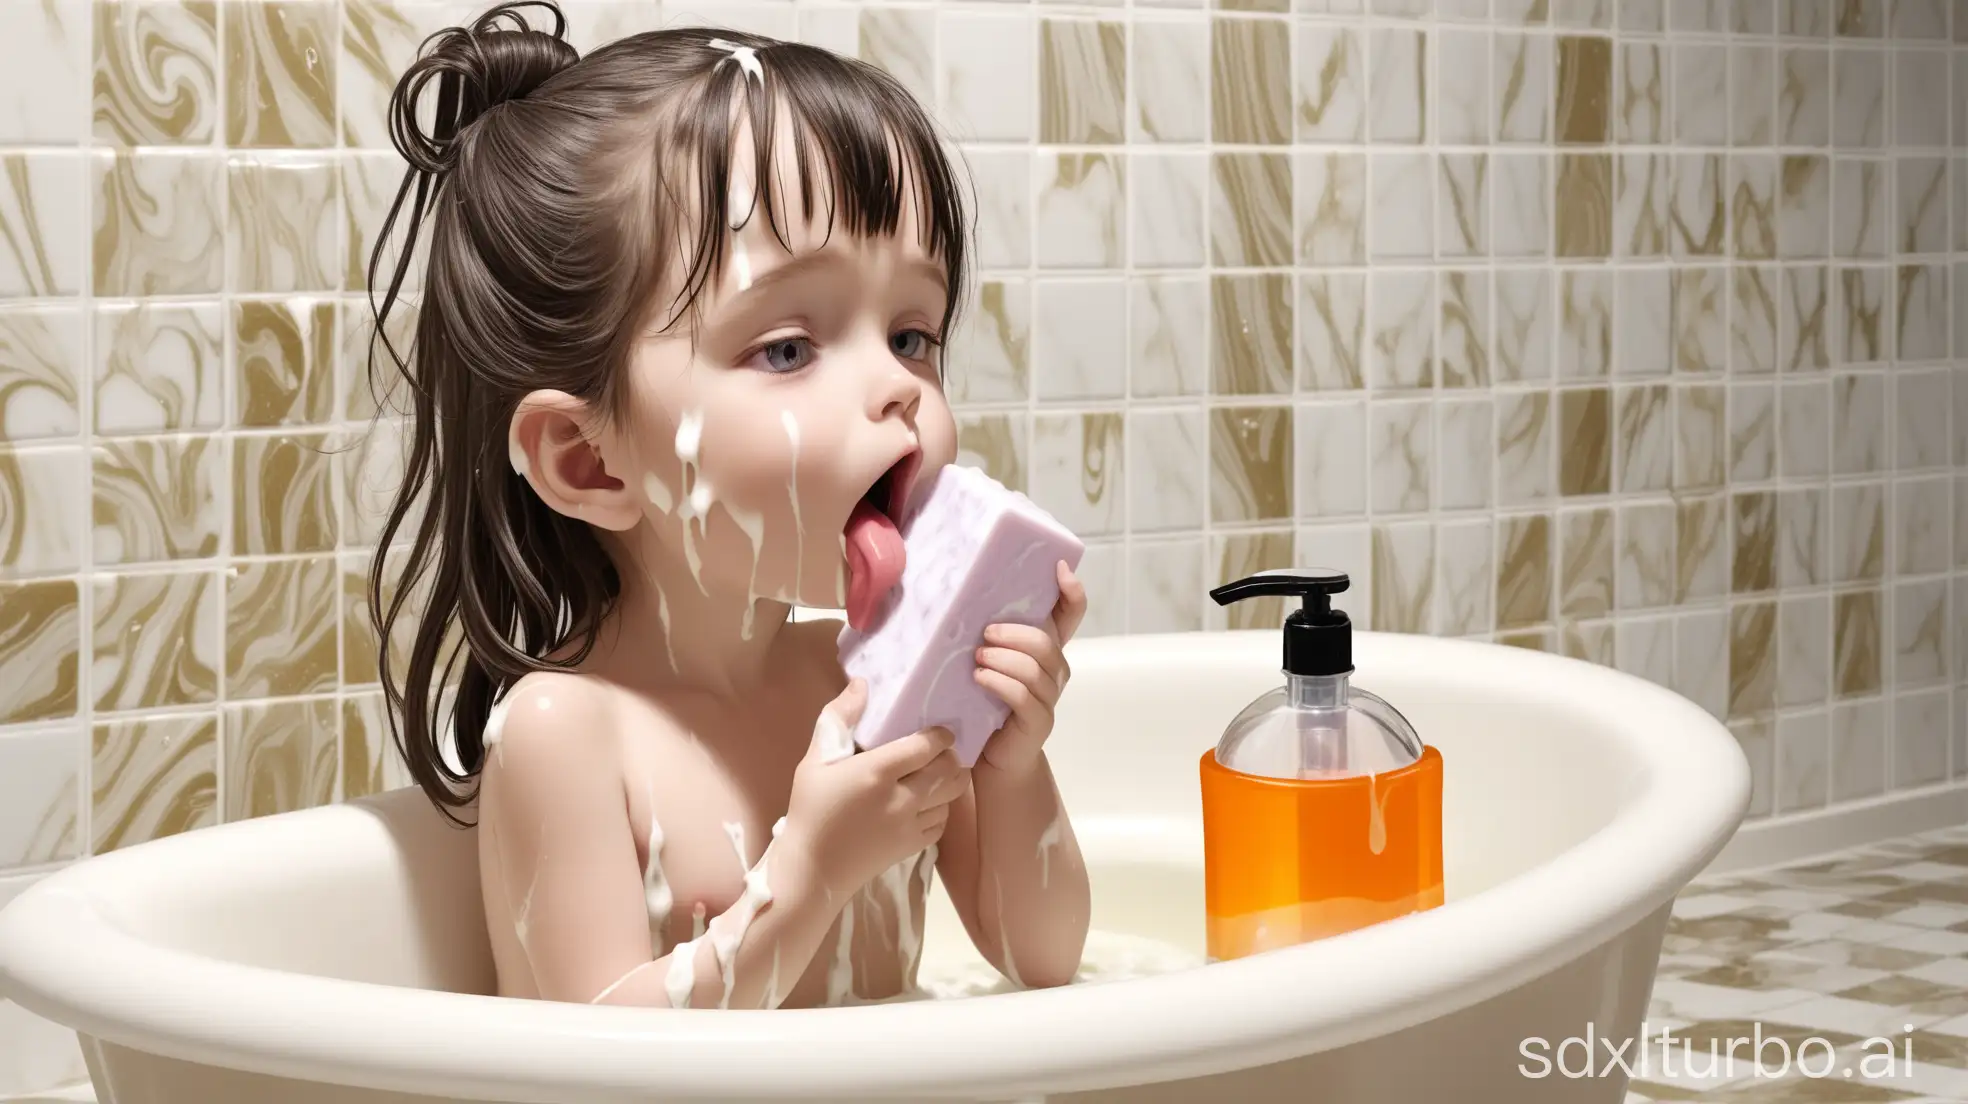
left=363, top=0, right=1091, bottom=1009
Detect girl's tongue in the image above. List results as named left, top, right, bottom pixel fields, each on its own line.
left=843, top=498, right=905, bottom=630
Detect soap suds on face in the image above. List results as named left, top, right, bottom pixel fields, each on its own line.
left=1036, top=816, right=1062, bottom=890
left=814, top=707, right=856, bottom=763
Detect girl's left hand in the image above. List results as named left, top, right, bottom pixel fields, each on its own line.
left=974, top=561, right=1088, bottom=778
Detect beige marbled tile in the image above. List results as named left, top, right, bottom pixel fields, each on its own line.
left=232, top=432, right=337, bottom=556
left=1, top=152, right=86, bottom=299
left=1776, top=480, right=1831, bottom=576
left=93, top=303, right=222, bottom=435
left=1494, top=270, right=1551, bottom=382
left=1833, top=48, right=1885, bottom=147
left=224, top=698, right=336, bottom=821
left=1777, top=155, right=1830, bottom=259
left=0, top=447, right=84, bottom=576
left=1675, top=494, right=1727, bottom=602
left=1036, top=152, right=1122, bottom=269
left=1557, top=387, right=1609, bottom=496
left=1210, top=274, right=1290, bottom=395
left=1493, top=31, right=1550, bottom=143
left=1030, top=413, right=1123, bottom=537
left=1367, top=27, right=1426, bottom=143
left=91, top=436, right=220, bottom=564
left=92, top=570, right=217, bottom=712
left=1778, top=595, right=1830, bottom=710
left=1211, top=153, right=1290, bottom=267
left=1894, top=264, right=1948, bottom=362
left=949, top=280, right=1029, bottom=405
left=1617, top=383, right=1670, bottom=493
left=1209, top=406, right=1291, bottom=524
left=1211, top=17, right=1289, bottom=145
left=234, top=299, right=334, bottom=427
left=1558, top=507, right=1612, bottom=620
left=1369, top=399, right=1430, bottom=514
left=1614, top=154, right=1667, bottom=259
left=93, top=0, right=218, bottom=145
left=1833, top=589, right=1882, bottom=699
left=1730, top=601, right=1778, bottom=721
left=1731, top=492, right=1777, bottom=596
left=1895, top=157, right=1947, bottom=258
left=1618, top=502, right=1674, bottom=609
left=1729, top=382, right=1775, bottom=481
left=1438, top=154, right=1486, bottom=258
left=1782, top=266, right=1831, bottom=372
left=1616, top=42, right=1662, bottom=144
left=1731, top=267, right=1778, bottom=375
left=1040, top=18, right=1125, bottom=144
left=1213, top=530, right=1293, bottom=630
left=1496, top=513, right=1552, bottom=630
left=1294, top=152, right=1365, bottom=265
left=1131, top=16, right=1205, bottom=144
left=1297, top=273, right=1364, bottom=391
left=1672, top=268, right=1725, bottom=373
left=1555, top=154, right=1611, bottom=259
left=1364, top=272, right=1429, bottom=391
left=228, top=156, right=339, bottom=294
left=1129, top=277, right=1205, bottom=398
left=227, top=556, right=338, bottom=700
left=1729, top=155, right=1777, bottom=261
left=1893, top=581, right=1948, bottom=690
left=1370, top=521, right=1434, bottom=635
left=0, top=579, right=79, bottom=724
left=92, top=151, right=223, bottom=297
left=1496, top=390, right=1554, bottom=506
left=0, top=308, right=82, bottom=445
left=1831, top=482, right=1886, bottom=583
left=1439, top=271, right=1489, bottom=389
left=1836, top=268, right=1891, bottom=366
left=955, top=412, right=1027, bottom=494
left=1675, top=384, right=1726, bottom=490
left=225, top=0, right=334, bottom=147
left=1779, top=47, right=1831, bottom=147
left=1295, top=23, right=1362, bottom=142
left=92, top=714, right=216, bottom=852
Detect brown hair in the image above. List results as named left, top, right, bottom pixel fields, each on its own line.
left=365, top=0, right=970, bottom=823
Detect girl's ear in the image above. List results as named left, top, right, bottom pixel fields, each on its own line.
left=510, top=391, right=642, bottom=531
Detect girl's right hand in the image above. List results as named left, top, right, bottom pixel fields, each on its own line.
left=783, top=679, right=967, bottom=896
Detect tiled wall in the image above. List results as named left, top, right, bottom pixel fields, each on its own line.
left=3, top=0, right=1968, bottom=936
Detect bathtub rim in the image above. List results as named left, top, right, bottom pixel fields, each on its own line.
left=0, top=629, right=1749, bottom=1102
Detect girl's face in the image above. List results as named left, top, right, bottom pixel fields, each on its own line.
left=604, top=131, right=959, bottom=623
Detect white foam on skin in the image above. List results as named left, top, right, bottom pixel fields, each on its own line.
left=1037, top=816, right=1062, bottom=890
left=814, top=707, right=855, bottom=763
left=780, top=410, right=804, bottom=600
left=673, top=412, right=713, bottom=594
left=643, top=778, right=673, bottom=947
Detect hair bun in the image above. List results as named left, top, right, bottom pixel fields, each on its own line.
left=388, top=0, right=579, bottom=176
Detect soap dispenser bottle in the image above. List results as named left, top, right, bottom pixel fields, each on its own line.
left=1200, top=569, right=1444, bottom=962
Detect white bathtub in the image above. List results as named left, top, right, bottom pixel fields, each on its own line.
left=0, top=628, right=1748, bottom=1103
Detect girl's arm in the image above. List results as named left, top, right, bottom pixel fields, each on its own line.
left=481, top=678, right=843, bottom=1008
left=933, top=564, right=1093, bottom=988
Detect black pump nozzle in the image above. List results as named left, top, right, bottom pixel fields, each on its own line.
left=1209, top=568, right=1353, bottom=677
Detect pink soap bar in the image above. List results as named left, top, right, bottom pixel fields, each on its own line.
left=837, top=464, right=1084, bottom=768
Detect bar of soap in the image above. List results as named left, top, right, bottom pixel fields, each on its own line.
left=837, top=463, right=1084, bottom=768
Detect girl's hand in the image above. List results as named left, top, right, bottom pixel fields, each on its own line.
left=974, top=561, right=1088, bottom=778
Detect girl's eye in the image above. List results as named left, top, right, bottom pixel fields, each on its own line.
left=754, top=338, right=813, bottom=374
left=890, top=329, right=936, bottom=361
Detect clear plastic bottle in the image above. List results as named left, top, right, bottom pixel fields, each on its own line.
left=1200, top=569, right=1444, bottom=961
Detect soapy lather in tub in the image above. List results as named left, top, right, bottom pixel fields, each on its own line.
left=360, top=0, right=1091, bottom=1012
